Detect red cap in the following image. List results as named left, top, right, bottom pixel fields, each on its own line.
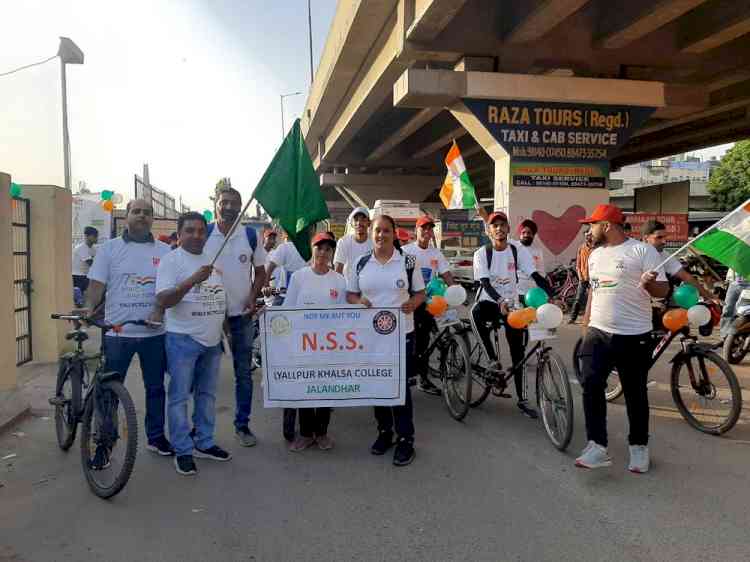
left=415, top=215, right=435, bottom=228
left=311, top=232, right=336, bottom=246
left=579, top=204, right=624, bottom=225
left=487, top=211, right=508, bottom=225
left=157, top=234, right=171, bottom=244
left=396, top=228, right=411, bottom=242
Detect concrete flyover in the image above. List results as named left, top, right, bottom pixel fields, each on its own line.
left=302, top=0, right=750, bottom=267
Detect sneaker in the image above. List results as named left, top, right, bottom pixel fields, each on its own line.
left=283, top=409, right=297, bottom=442
left=174, top=454, right=197, bottom=476
left=417, top=377, right=442, bottom=396
left=393, top=437, right=416, bottom=467
left=575, top=441, right=612, bottom=469
left=90, top=445, right=111, bottom=470
left=316, top=434, right=334, bottom=451
left=289, top=436, right=316, bottom=452
left=235, top=427, right=257, bottom=447
left=194, top=445, right=232, bottom=462
left=370, top=430, right=394, bottom=455
left=146, top=435, right=175, bottom=456
left=517, top=400, right=539, bottom=419
left=628, top=445, right=650, bottom=474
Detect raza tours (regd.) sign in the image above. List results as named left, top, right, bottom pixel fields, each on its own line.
left=261, top=307, right=406, bottom=408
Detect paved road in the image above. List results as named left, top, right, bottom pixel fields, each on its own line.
left=1, top=325, right=749, bottom=561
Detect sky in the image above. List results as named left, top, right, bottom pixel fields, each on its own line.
left=0, top=1, right=735, bottom=214
left=0, top=0, right=338, bottom=212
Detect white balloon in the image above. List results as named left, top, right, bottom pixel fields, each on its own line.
left=537, top=303, right=563, bottom=329
left=687, top=304, right=711, bottom=327
left=112, top=193, right=123, bottom=204
left=444, top=285, right=467, bottom=307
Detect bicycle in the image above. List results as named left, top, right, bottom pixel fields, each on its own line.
left=572, top=323, right=743, bottom=435
left=49, top=313, right=156, bottom=499
left=546, top=263, right=579, bottom=313
left=418, top=308, right=473, bottom=421
left=458, top=304, right=574, bottom=451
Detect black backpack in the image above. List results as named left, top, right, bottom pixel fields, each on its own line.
left=355, top=249, right=417, bottom=295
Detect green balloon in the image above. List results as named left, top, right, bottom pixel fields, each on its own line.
left=9, top=182, right=22, bottom=198
left=673, top=283, right=699, bottom=309
left=525, top=287, right=549, bottom=309
left=427, top=277, right=447, bottom=297
left=101, top=190, right=113, bottom=200
left=203, top=210, right=214, bottom=222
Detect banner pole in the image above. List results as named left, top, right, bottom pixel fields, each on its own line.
left=209, top=191, right=257, bottom=267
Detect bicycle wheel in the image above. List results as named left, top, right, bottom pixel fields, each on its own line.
left=466, top=336, right=491, bottom=407
left=80, top=380, right=138, bottom=499
left=671, top=350, right=743, bottom=435
left=536, top=349, right=573, bottom=451
left=53, top=359, right=81, bottom=451
left=722, top=332, right=748, bottom=365
left=572, top=337, right=623, bottom=401
left=441, top=331, right=473, bottom=421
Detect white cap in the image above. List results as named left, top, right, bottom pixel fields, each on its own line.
left=348, top=207, right=370, bottom=223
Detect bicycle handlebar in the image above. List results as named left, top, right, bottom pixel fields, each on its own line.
left=51, top=314, right=162, bottom=331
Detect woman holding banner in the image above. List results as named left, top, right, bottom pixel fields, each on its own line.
left=347, top=215, right=426, bottom=467
left=284, top=232, right=347, bottom=452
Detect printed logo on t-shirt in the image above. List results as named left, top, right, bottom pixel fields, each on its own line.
left=330, top=288, right=339, bottom=300
left=591, top=276, right=617, bottom=290
left=152, top=257, right=161, bottom=267
left=615, top=259, right=626, bottom=271
left=395, top=279, right=406, bottom=289
left=239, top=254, right=248, bottom=264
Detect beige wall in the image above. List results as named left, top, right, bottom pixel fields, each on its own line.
left=22, top=185, right=73, bottom=362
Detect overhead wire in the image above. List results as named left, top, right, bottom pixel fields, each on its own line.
left=0, top=55, right=57, bottom=78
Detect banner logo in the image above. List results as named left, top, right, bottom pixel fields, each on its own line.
left=373, top=311, right=397, bottom=335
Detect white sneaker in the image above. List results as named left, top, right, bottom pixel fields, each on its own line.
left=628, top=445, right=650, bottom=474
left=575, top=441, right=612, bottom=469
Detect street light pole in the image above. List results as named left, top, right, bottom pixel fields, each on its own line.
left=57, top=37, right=84, bottom=190
left=280, top=91, right=303, bottom=141
left=308, top=0, right=314, bottom=85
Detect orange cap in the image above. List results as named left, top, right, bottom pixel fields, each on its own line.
left=579, top=204, right=624, bottom=225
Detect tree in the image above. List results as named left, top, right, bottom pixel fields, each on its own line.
left=707, top=141, right=750, bottom=210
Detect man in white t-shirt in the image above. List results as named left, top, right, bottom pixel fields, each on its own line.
left=511, top=219, right=545, bottom=303
left=72, top=226, right=98, bottom=296
left=203, top=186, right=267, bottom=447
left=156, top=212, right=231, bottom=476
left=334, top=207, right=373, bottom=278
left=265, top=230, right=308, bottom=301
left=577, top=205, right=668, bottom=474
left=86, top=199, right=173, bottom=461
left=403, top=215, right=454, bottom=396
left=471, top=212, right=553, bottom=419
left=261, top=229, right=285, bottom=298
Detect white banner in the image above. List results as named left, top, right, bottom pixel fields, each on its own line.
left=261, top=306, right=406, bottom=408
left=72, top=196, right=111, bottom=246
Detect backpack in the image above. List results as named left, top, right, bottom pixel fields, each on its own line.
left=355, top=249, right=418, bottom=295
left=206, top=223, right=257, bottom=253
left=485, top=243, right=518, bottom=283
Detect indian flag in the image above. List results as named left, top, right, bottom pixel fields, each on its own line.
left=693, top=200, right=750, bottom=277
left=440, top=141, right=477, bottom=209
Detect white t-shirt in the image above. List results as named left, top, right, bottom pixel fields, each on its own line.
left=347, top=250, right=425, bottom=333
left=155, top=248, right=227, bottom=347
left=270, top=241, right=308, bottom=278
left=588, top=238, right=666, bottom=335
left=72, top=243, right=96, bottom=276
left=265, top=253, right=286, bottom=288
left=473, top=244, right=536, bottom=306
left=87, top=237, right=171, bottom=337
left=284, top=267, right=347, bottom=307
left=334, top=235, right=373, bottom=278
left=658, top=250, right=683, bottom=277
left=203, top=224, right=266, bottom=317
left=511, top=240, right=545, bottom=295
left=402, top=242, right=450, bottom=285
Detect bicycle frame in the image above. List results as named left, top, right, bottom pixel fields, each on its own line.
left=417, top=324, right=460, bottom=377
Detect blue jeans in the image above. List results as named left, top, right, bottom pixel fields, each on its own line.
left=227, top=315, right=255, bottom=431
left=720, top=282, right=750, bottom=338
left=103, top=334, right=166, bottom=444
left=165, top=333, right=222, bottom=456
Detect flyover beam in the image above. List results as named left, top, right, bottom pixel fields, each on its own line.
left=505, top=0, right=590, bottom=44
left=406, top=0, right=471, bottom=42
left=679, top=1, right=750, bottom=53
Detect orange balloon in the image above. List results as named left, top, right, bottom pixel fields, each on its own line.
left=101, top=200, right=114, bottom=212
left=522, top=307, right=537, bottom=324
left=663, top=308, right=688, bottom=332
left=507, top=310, right=528, bottom=329
left=426, top=296, right=448, bottom=316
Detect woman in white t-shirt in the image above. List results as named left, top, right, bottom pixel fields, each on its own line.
left=284, top=232, right=347, bottom=452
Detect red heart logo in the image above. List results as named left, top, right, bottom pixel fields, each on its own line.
left=532, top=205, right=586, bottom=255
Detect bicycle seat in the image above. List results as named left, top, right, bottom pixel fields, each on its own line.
left=65, top=330, right=89, bottom=343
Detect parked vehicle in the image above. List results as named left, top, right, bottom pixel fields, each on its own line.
left=723, top=287, right=750, bottom=364
left=444, top=247, right=476, bottom=288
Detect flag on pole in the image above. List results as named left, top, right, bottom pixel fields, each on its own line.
left=439, top=141, right=477, bottom=210
left=692, top=201, right=750, bottom=277
left=254, top=119, right=330, bottom=261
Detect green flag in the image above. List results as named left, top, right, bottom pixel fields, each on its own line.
left=254, top=119, right=330, bottom=261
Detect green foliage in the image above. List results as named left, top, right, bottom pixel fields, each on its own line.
left=707, top=141, right=750, bottom=210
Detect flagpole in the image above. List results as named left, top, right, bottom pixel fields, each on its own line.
left=652, top=198, right=750, bottom=271
left=209, top=191, right=258, bottom=267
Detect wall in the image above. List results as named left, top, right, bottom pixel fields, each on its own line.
left=22, top=185, right=73, bottom=362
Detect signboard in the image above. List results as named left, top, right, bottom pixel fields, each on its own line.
left=72, top=196, right=111, bottom=247
left=442, top=219, right=485, bottom=237
left=261, top=307, right=406, bottom=408
left=463, top=99, right=654, bottom=164
left=510, top=162, right=608, bottom=189
left=625, top=213, right=689, bottom=242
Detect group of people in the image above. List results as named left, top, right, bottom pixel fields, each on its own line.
left=75, top=186, right=718, bottom=477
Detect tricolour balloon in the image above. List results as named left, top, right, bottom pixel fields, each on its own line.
left=426, top=295, right=448, bottom=316
left=507, top=309, right=529, bottom=329
left=663, top=308, right=688, bottom=332
left=536, top=303, right=563, bottom=329
left=444, top=285, right=467, bottom=307
left=427, top=277, right=447, bottom=297
left=203, top=210, right=214, bottom=222
left=521, top=307, right=537, bottom=324
left=673, top=284, right=699, bottom=309
left=525, top=287, right=549, bottom=309
left=101, top=200, right=114, bottom=212
left=687, top=304, right=711, bottom=328
left=111, top=193, right=124, bottom=205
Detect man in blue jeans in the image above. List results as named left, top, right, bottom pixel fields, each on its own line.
left=156, top=212, right=231, bottom=476
left=86, top=199, right=173, bottom=466
left=204, top=185, right=267, bottom=447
